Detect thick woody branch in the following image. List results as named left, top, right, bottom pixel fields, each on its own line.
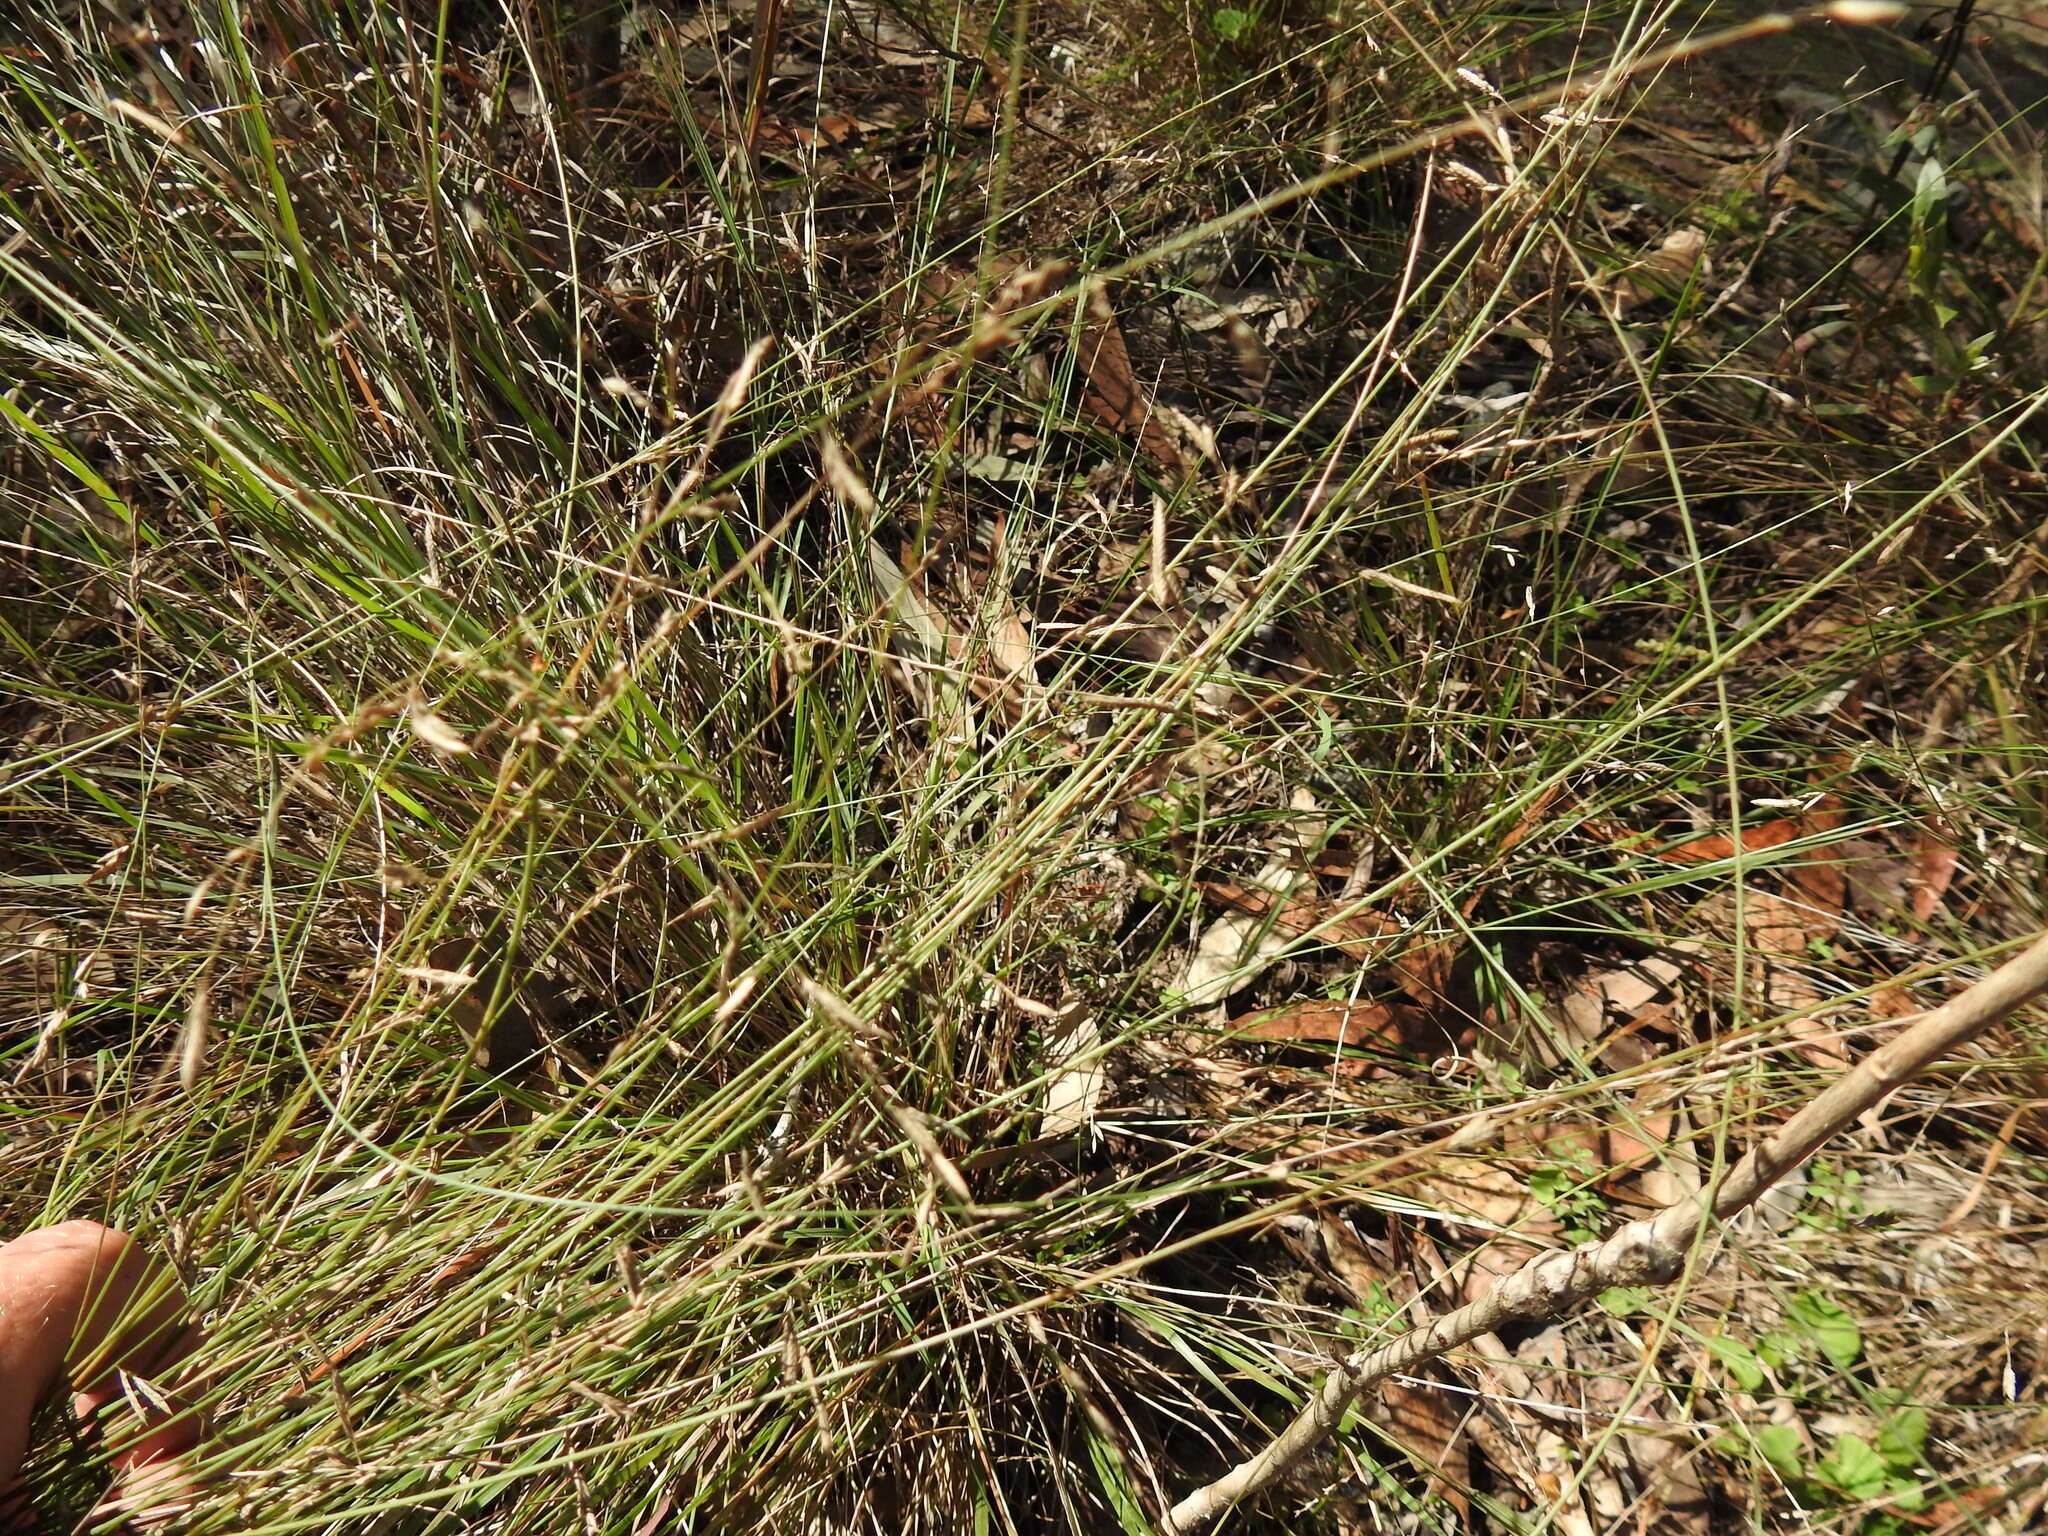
left=1165, top=929, right=2048, bottom=1535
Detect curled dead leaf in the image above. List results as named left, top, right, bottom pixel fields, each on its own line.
left=399, top=964, right=477, bottom=990
left=1547, top=950, right=1694, bottom=1069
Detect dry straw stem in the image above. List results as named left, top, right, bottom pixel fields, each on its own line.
left=1166, top=928, right=2048, bottom=1534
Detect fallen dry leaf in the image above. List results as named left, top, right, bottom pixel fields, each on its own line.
left=1387, top=934, right=1461, bottom=1011
left=1649, top=802, right=1842, bottom=865
left=1918, top=1484, right=2018, bottom=1535
left=1074, top=280, right=1185, bottom=473
left=1703, top=887, right=1832, bottom=960
left=1178, top=911, right=1299, bottom=1010
left=1406, top=1154, right=1560, bottom=1240
left=1038, top=1003, right=1104, bottom=1137
left=980, top=597, right=1037, bottom=679
left=867, top=541, right=1044, bottom=724
left=1372, top=1375, right=1473, bottom=1516
left=1692, top=887, right=1850, bottom=1068
left=1176, top=798, right=1334, bottom=1008
left=1496, top=782, right=1568, bottom=858
left=1547, top=950, right=1694, bottom=1069
left=1240, top=998, right=1409, bottom=1049
left=751, top=111, right=868, bottom=153
left=1236, top=997, right=1448, bottom=1071
left=1913, top=821, right=1961, bottom=922
left=1530, top=1424, right=1599, bottom=1536
left=1626, top=1431, right=1715, bottom=1535
left=1199, top=880, right=1477, bottom=1026
left=1786, top=850, right=1850, bottom=913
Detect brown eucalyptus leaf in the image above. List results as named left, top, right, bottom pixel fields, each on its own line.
left=1075, top=281, right=1185, bottom=473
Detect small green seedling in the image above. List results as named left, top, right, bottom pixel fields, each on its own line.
left=1210, top=8, right=1253, bottom=41
left=1528, top=1145, right=1606, bottom=1244
left=1721, top=1402, right=1930, bottom=1535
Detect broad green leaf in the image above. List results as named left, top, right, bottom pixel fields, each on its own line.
left=1753, top=1422, right=1806, bottom=1482
left=1597, top=1285, right=1653, bottom=1316
left=1705, top=1334, right=1766, bottom=1391
left=1788, top=1291, right=1863, bottom=1370
left=1911, top=153, right=1948, bottom=228
left=1817, top=1433, right=1889, bottom=1499
left=1758, top=1327, right=1803, bottom=1368
left=1877, top=1404, right=1929, bottom=1469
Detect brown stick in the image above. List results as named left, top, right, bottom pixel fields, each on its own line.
left=1165, top=930, right=2048, bottom=1534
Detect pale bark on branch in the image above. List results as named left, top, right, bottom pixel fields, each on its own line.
left=1165, top=929, right=2048, bottom=1534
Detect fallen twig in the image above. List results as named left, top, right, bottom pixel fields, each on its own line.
left=1165, top=929, right=2048, bottom=1533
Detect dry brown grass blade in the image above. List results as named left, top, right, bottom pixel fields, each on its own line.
left=740, top=0, right=785, bottom=162
left=1164, top=928, right=2048, bottom=1534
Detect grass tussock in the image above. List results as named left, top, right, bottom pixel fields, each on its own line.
left=4, top=0, right=2048, bottom=1531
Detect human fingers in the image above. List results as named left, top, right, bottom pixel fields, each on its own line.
left=0, top=1219, right=125, bottom=1488
left=0, top=1222, right=204, bottom=1513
